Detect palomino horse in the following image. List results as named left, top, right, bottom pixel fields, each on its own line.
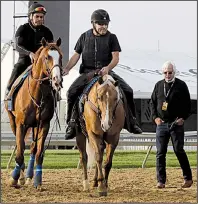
left=4, top=37, right=63, bottom=189
left=76, top=74, right=125, bottom=196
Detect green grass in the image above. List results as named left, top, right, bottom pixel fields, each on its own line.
left=1, top=150, right=197, bottom=169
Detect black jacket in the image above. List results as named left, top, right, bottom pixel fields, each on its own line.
left=74, top=29, right=121, bottom=74
left=151, top=78, right=191, bottom=123
left=15, top=22, right=54, bottom=58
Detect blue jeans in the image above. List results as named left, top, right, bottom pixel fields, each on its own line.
left=156, top=123, right=192, bottom=184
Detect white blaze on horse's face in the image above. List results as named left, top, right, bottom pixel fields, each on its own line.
left=99, top=75, right=120, bottom=132
left=48, top=50, right=62, bottom=91
left=101, top=92, right=110, bottom=132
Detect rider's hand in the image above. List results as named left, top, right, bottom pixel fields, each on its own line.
left=62, top=68, right=69, bottom=76
left=98, top=67, right=109, bottom=76
left=155, top=117, right=164, bottom=126
left=29, top=52, right=35, bottom=63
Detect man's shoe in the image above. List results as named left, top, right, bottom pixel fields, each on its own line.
left=157, top=182, right=165, bottom=188
left=132, top=125, right=142, bottom=134
left=181, top=180, right=193, bottom=188
left=65, top=126, right=76, bottom=140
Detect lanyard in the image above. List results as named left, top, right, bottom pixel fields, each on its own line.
left=164, top=81, right=174, bottom=99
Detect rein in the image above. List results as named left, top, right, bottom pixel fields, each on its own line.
left=26, top=47, right=62, bottom=150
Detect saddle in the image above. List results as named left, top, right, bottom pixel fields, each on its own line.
left=5, top=65, right=32, bottom=111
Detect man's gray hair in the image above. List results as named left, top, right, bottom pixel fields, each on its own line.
left=162, top=61, right=176, bottom=73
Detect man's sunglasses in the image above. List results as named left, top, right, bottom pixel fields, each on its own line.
left=95, top=21, right=109, bottom=26
left=34, top=7, right=46, bottom=12
left=164, top=72, right=173, bottom=75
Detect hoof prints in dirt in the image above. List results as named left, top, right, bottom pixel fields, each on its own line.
left=1, top=168, right=197, bottom=203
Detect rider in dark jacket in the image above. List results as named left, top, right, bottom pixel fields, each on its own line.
left=5, top=2, right=54, bottom=98
left=62, top=9, right=142, bottom=139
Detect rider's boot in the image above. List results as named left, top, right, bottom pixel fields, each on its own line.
left=65, top=102, right=77, bottom=140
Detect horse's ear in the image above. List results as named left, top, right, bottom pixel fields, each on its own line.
left=56, top=37, right=61, bottom=47
left=98, top=76, right=104, bottom=85
left=114, top=80, right=119, bottom=87
left=41, top=37, right=47, bottom=47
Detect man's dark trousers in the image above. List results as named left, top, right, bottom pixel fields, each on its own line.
left=156, top=123, right=192, bottom=184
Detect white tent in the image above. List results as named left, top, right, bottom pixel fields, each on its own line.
left=1, top=43, right=197, bottom=100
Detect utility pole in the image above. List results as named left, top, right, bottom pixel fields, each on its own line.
left=12, top=0, right=16, bottom=68
left=12, top=1, right=28, bottom=68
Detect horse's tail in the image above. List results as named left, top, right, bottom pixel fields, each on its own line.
left=86, top=138, right=95, bottom=169
left=7, top=111, right=17, bottom=136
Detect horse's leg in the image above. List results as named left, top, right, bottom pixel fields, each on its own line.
left=26, top=128, right=37, bottom=185
left=33, top=123, right=49, bottom=190
left=18, top=162, right=26, bottom=185
left=89, top=134, right=107, bottom=196
left=103, top=142, right=117, bottom=189
left=9, top=123, right=26, bottom=187
left=76, top=133, right=89, bottom=191
left=92, top=164, right=98, bottom=188
left=93, top=141, right=105, bottom=188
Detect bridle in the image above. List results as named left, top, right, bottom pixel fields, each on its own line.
left=26, top=45, right=63, bottom=148
left=28, top=45, right=63, bottom=108
left=30, top=46, right=63, bottom=83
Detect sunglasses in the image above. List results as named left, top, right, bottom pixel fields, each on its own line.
left=95, top=21, right=109, bottom=26
left=34, top=7, right=46, bottom=12
left=164, top=72, right=173, bottom=75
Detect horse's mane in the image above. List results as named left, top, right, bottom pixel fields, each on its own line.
left=102, top=75, right=115, bottom=83
left=33, top=46, right=44, bottom=65
left=97, top=74, right=120, bottom=100
left=98, top=75, right=116, bottom=89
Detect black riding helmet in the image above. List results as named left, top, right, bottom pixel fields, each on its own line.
left=28, top=2, right=47, bottom=16
left=91, top=9, right=110, bottom=24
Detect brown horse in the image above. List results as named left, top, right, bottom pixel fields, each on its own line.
left=76, top=74, right=125, bottom=196
left=4, top=37, right=63, bottom=190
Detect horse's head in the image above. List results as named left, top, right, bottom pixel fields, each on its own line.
left=96, top=74, right=120, bottom=132
left=34, top=37, right=63, bottom=91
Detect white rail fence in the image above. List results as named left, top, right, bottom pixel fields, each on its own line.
left=2, top=130, right=197, bottom=169
left=1, top=100, right=197, bottom=168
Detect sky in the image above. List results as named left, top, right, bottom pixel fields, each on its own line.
left=1, top=1, right=197, bottom=99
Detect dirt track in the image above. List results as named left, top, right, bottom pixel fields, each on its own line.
left=1, top=168, right=197, bottom=203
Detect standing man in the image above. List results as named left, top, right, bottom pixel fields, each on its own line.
left=62, top=9, right=142, bottom=140
left=5, top=2, right=54, bottom=99
left=151, top=61, right=193, bottom=188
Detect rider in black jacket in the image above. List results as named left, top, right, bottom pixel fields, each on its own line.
left=62, top=9, right=142, bottom=140
left=5, top=2, right=54, bottom=98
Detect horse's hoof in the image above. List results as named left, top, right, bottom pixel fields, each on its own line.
left=35, top=185, right=43, bottom=191
left=9, top=177, right=20, bottom=188
left=98, top=191, right=107, bottom=197
left=25, top=178, right=32, bottom=185
left=18, top=170, right=25, bottom=185
left=18, top=177, right=25, bottom=185
left=92, top=181, right=98, bottom=188
left=83, top=180, right=89, bottom=191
